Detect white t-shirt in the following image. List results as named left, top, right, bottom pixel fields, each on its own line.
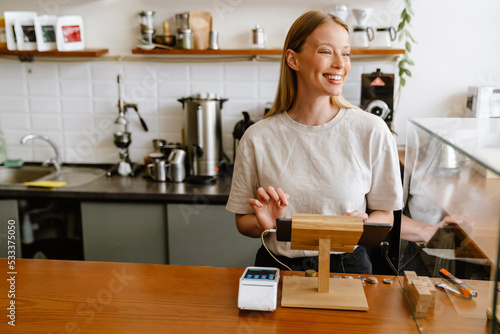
left=403, top=127, right=447, bottom=225
left=226, top=108, right=404, bottom=258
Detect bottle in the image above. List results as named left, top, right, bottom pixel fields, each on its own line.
left=0, top=128, right=6, bottom=165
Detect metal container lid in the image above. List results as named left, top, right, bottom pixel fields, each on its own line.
left=180, top=92, right=226, bottom=100
left=139, top=11, right=155, bottom=16
left=252, top=25, right=263, bottom=32
left=178, top=93, right=228, bottom=108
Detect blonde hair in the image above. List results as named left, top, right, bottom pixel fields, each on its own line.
left=265, top=10, right=357, bottom=118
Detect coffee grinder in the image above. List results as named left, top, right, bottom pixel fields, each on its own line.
left=107, top=74, right=149, bottom=177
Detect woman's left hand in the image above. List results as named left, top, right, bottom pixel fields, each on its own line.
left=344, top=210, right=369, bottom=222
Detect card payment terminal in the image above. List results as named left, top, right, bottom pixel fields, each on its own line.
left=238, top=267, right=280, bottom=311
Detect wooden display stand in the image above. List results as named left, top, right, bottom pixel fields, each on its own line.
left=281, top=213, right=369, bottom=311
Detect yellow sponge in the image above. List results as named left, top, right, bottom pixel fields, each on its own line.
left=24, top=181, right=66, bottom=188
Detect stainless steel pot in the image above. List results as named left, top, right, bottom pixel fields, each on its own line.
left=178, top=93, right=228, bottom=177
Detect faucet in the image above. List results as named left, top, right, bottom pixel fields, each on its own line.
left=20, top=133, right=62, bottom=172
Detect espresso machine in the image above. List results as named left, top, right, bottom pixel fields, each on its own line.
left=178, top=93, right=228, bottom=183
left=107, top=75, right=149, bottom=177
left=360, top=68, right=395, bottom=129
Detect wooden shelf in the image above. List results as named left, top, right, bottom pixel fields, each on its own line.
left=0, top=47, right=403, bottom=60
left=351, top=48, right=406, bottom=55
left=0, top=48, right=109, bottom=58
left=131, top=48, right=405, bottom=56
left=133, top=48, right=281, bottom=55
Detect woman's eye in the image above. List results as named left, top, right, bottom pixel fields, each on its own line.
left=319, top=50, right=331, bottom=54
left=343, top=53, right=351, bottom=57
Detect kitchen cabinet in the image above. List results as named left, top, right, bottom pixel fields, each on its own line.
left=0, top=200, right=20, bottom=258
left=81, top=201, right=168, bottom=264
left=81, top=201, right=260, bottom=267
left=0, top=176, right=253, bottom=266
left=167, top=203, right=260, bottom=268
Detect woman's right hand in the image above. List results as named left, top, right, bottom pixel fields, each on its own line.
left=420, top=214, right=473, bottom=243
left=438, top=214, right=474, bottom=234
left=248, top=186, right=289, bottom=231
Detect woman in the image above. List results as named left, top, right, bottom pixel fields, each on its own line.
left=226, top=10, right=403, bottom=274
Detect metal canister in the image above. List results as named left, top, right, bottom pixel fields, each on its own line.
left=251, top=25, right=265, bottom=49
left=176, top=29, right=193, bottom=49
left=167, top=149, right=186, bottom=182
left=208, top=30, right=219, bottom=50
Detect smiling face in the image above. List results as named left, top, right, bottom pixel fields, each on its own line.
left=287, top=22, right=351, bottom=99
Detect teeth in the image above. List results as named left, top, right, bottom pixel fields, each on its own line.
left=325, top=75, right=342, bottom=81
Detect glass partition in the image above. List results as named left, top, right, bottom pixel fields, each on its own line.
left=401, top=118, right=500, bottom=333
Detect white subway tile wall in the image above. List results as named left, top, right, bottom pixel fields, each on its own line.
left=0, top=59, right=395, bottom=164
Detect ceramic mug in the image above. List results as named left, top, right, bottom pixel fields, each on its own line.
left=351, top=27, right=374, bottom=48
left=373, top=27, right=397, bottom=48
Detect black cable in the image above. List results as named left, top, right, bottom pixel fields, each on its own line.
left=381, top=241, right=424, bottom=275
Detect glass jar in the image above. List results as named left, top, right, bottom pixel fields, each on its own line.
left=175, top=13, right=189, bottom=30
left=138, top=11, right=155, bottom=33
left=139, top=11, right=155, bottom=44
left=176, top=29, right=193, bottom=49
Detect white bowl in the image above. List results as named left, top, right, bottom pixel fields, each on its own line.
left=137, top=44, right=155, bottom=50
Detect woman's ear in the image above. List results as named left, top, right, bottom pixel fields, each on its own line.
left=286, top=49, right=298, bottom=71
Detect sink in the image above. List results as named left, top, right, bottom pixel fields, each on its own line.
left=37, top=167, right=106, bottom=188
left=0, top=165, right=106, bottom=187
left=0, top=166, right=54, bottom=184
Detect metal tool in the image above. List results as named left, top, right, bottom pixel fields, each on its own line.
left=439, top=268, right=477, bottom=299
left=435, top=282, right=471, bottom=299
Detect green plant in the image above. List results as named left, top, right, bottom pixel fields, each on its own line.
left=395, top=0, right=416, bottom=119
left=397, top=0, right=416, bottom=87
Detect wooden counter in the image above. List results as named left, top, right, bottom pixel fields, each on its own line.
left=0, top=259, right=493, bottom=333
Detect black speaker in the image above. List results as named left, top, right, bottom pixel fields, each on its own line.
left=360, top=68, right=394, bottom=129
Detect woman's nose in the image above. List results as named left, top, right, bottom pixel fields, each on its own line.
left=331, top=53, right=344, bottom=69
